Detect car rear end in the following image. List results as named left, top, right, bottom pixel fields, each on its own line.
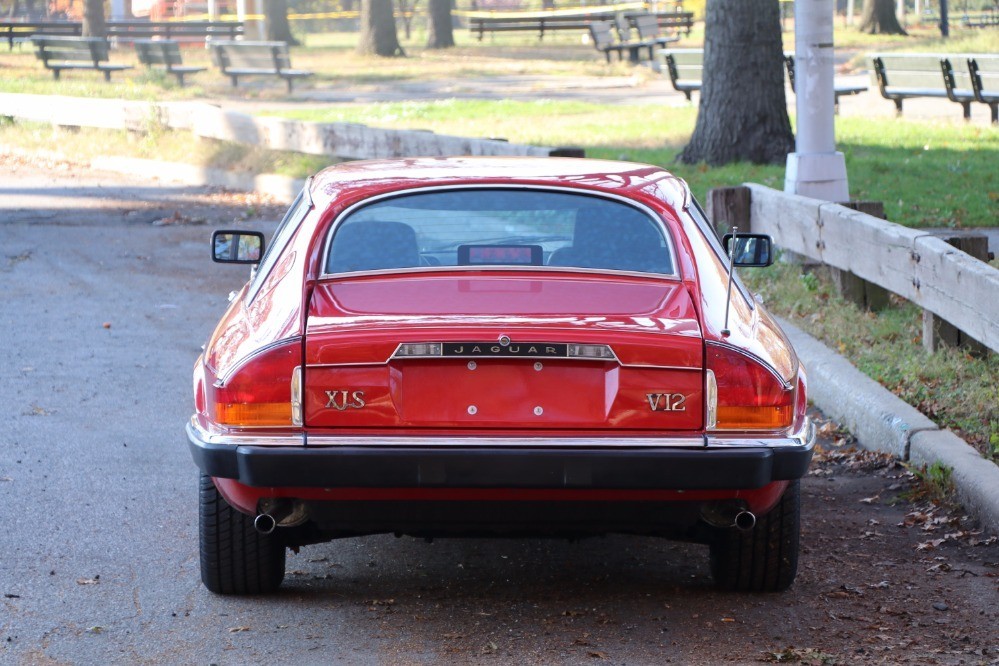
left=187, top=162, right=814, bottom=594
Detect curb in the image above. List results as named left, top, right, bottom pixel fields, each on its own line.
left=779, top=318, right=999, bottom=534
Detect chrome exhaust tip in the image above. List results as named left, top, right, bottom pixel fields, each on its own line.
left=734, top=510, right=757, bottom=531
left=701, top=503, right=756, bottom=531
left=254, top=499, right=299, bottom=535
left=254, top=512, right=277, bottom=535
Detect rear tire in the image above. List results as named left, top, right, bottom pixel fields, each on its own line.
left=709, top=480, right=800, bottom=592
left=199, top=473, right=286, bottom=594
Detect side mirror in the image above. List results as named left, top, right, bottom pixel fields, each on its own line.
left=212, top=230, right=265, bottom=264
left=723, top=233, right=774, bottom=268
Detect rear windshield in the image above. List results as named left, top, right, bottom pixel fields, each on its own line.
left=324, top=188, right=675, bottom=277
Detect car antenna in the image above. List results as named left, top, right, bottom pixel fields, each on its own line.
left=721, top=226, right=737, bottom=338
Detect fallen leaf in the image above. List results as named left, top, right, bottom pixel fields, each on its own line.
left=87, top=626, right=103, bottom=635
left=587, top=651, right=608, bottom=659
left=228, top=626, right=251, bottom=633
left=76, top=577, right=100, bottom=585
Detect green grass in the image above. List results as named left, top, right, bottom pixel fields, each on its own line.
left=267, top=99, right=999, bottom=228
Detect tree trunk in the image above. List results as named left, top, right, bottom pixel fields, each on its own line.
left=858, top=0, right=907, bottom=34
left=678, top=0, right=793, bottom=166
left=263, top=0, right=299, bottom=45
left=357, top=0, right=405, bottom=56
left=426, top=0, right=454, bottom=49
left=82, top=0, right=107, bottom=38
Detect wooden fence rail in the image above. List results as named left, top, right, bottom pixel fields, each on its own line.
left=743, top=184, right=998, bottom=354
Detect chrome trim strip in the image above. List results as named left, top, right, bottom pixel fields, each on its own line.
left=318, top=184, right=681, bottom=281
left=303, top=435, right=713, bottom=448
left=188, top=416, right=814, bottom=451
left=303, top=175, right=314, bottom=208
left=388, top=341, right=621, bottom=363
left=304, top=361, right=701, bottom=371
left=188, top=419, right=305, bottom=446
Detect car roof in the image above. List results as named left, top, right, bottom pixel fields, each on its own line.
left=309, top=157, right=690, bottom=210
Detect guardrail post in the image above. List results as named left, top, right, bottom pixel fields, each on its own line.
left=705, top=185, right=751, bottom=238
left=921, top=231, right=991, bottom=356
left=830, top=201, right=890, bottom=310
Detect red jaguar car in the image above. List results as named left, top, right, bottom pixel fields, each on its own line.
left=188, top=157, right=814, bottom=595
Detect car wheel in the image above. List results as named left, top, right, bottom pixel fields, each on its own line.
left=708, top=480, right=800, bottom=592
left=198, top=473, right=286, bottom=594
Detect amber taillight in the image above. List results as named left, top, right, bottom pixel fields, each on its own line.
left=706, top=343, right=794, bottom=431
left=208, top=340, right=301, bottom=427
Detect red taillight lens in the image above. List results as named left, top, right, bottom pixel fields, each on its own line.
left=208, top=341, right=301, bottom=427
left=706, top=344, right=794, bottom=431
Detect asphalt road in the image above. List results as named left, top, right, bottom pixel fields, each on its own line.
left=2, top=157, right=997, bottom=665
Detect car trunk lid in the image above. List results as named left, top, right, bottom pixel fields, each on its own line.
left=303, top=275, right=704, bottom=433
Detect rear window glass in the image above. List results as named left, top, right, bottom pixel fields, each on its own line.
left=324, top=188, right=674, bottom=276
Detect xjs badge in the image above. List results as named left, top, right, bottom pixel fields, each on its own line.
left=325, top=390, right=365, bottom=411
left=647, top=393, right=687, bottom=412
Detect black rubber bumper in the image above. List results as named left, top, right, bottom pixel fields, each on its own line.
left=188, top=432, right=813, bottom=491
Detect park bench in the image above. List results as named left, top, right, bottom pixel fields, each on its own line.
left=467, top=14, right=592, bottom=40
left=107, top=20, right=244, bottom=42
left=627, top=11, right=695, bottom=37
left=2, top=20, right=242, bottom=50
left=629, top=13, right=680, bottom=51
left=134, top=39, right=206, bottom=86
left=870, top=53, right=975, bottom=120
left=1, top=20, right=81, bottom=50
left=784, top=54, right=868, bottom=111
left=31, top=36, right=132, bottom=81
left=210, top=40, right=313, bottom=93
left=589, top=19, right=649, bottom=63
left=588, top=20, right=624, bottom=63
left=658, top=48, right=702, bottom=101
left=968, top=55, right=999, bottom=124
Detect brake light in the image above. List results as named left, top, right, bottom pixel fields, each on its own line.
left=706, top=344, right=794, bottom=431
left=208, top=340, right=301, bottom=427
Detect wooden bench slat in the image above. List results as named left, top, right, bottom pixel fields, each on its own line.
left=468, top=10, right=693, bottom=43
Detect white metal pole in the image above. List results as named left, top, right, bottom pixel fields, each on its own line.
left=785, top=0, right=850, bottom=202
left=208, top=0, right=217, bottom=21
left=846, top=0, right=855, bottom=25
